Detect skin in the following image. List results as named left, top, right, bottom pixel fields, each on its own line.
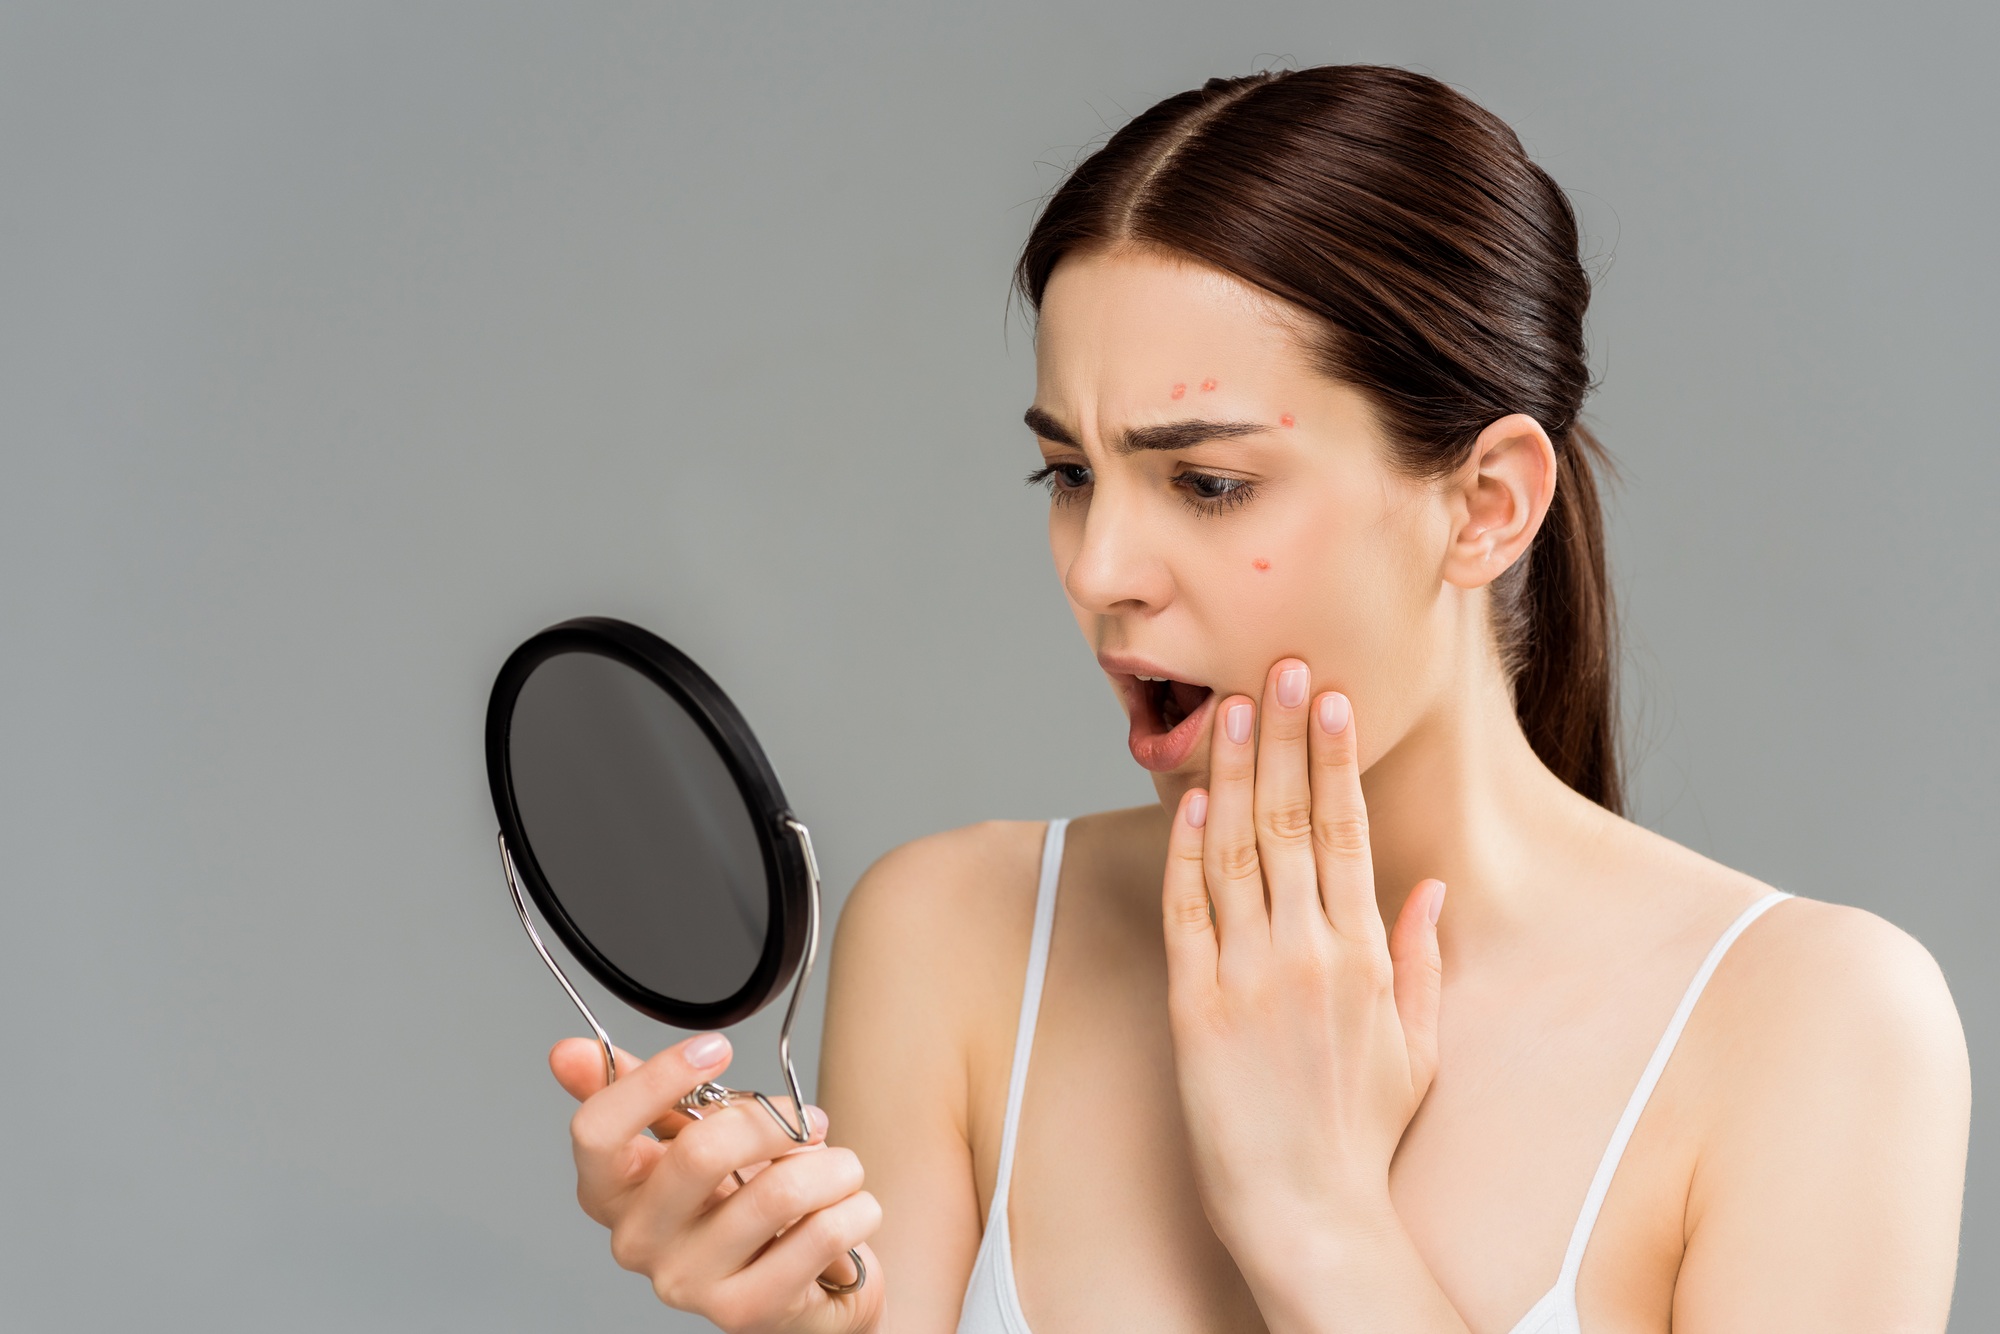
left=548, top=247, right=1971, bottom=1332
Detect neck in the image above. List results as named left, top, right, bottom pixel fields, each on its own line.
left=1359, top=654, right=1599, bottom=946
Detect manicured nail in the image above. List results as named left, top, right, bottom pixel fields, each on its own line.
left=1225, top=701, right=1253, bottom=744
left=683, top=1032, right=730, bottom=1068
left=1427, top=881, right=1447, bottom=925
left=1277, top=666, right=1309, bottom=709
left=1186, top=790, right=1208, bottom=829
left=1317, top=692, right=1351, bottom=735
left=805, top=1105, right=829, bottom=1135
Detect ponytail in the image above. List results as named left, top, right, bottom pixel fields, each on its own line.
left=1511, top=425, right=1620, bottom=813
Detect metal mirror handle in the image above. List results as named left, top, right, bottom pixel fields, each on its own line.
left=499, top=819, right=867, bottom=1296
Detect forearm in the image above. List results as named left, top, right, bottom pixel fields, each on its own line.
left=1239, top=1202, right=1472, bottom=1334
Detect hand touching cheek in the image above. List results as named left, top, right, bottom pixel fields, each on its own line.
left=1160, top=659, right=1446, bottom=1283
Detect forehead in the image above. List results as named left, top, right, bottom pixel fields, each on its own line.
left=1034, top=248, right=1313, bottom=403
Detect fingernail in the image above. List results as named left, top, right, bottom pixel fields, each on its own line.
left=1427, top=881, right=1447, bottom=925
left=1225, top=701, right=1253, bottom=744
left=805, top=1105, right=828, bottom=1135
left=1317, top=692, right=1351, bottom=735
left=683, top=1032, right=729, bottom=1068
left=1186, top=790, right=1208, bottom=829
left=1277, top=667, right=1309, bottom=709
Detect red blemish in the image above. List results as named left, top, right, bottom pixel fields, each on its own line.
left=1200, top=378, right=1218, bottom=392
left=1280, top=413, right=1296, bottom=428
left=1252, top=558, right=1271, bottom=571
left=1170, top=383, right=1187, bottom=400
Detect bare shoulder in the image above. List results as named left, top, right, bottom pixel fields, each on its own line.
left=1712, top=894, right=1968, bottom=1089
left=824, top=808, right=1169, bottom=1087
left=832, top=818, right=1049, bottom=989
left=817, top=823, right=1064, bottom=1325
left=1604, top=814, right=1967, bottom=1073
left=833, top=807, right=1166, bottom=974
left=1591, top=813, right=1969, bottom=1143
left=1666, top=888, right=1970, bottom=1323
left=823, top=818, right=1054, bottom=1104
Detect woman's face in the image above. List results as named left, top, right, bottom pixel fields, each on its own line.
left=1030, top=247, right=1463, bottom=806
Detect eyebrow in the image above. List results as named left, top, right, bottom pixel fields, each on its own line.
left=1023, top=406, right=1270, bottom=454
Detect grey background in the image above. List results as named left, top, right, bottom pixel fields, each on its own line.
left=2, top=1, right=1992, bottom=1329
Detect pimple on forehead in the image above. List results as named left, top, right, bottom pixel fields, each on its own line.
left=1171, top=383, right=1187, bottom=400
left=1280, top=413, right=1295, bottom=428
left=1253, top=558, right=1271, bottom=571
left=1201, top=378, right=1218, bottom=392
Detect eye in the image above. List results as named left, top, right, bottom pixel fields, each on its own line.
left=1175, top=470, right=1255, bottom=513
left=1026, top=463, right=1093, bottom=506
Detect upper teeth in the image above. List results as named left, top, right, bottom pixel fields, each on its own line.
left=1137, top=674, right=1168, bottom=682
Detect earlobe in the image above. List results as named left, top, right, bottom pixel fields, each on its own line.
left=1441, top=413, right=1557, bottom=591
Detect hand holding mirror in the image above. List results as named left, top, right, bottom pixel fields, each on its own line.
left=485, top=616, right=864, bottom=1296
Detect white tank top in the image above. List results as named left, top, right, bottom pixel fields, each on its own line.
left=955, top=817, right=1791, bottom=1334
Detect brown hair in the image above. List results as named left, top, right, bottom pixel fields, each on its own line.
left=1017, top=65, right=1622, bottom=812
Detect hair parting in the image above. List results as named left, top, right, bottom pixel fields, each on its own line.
left=1016, top=65, right=1622, bottom=811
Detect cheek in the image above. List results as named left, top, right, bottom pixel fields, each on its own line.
left=1046, top=492, right=1089, bottom=558
left=1200, top=543, right=1326, bottom=650
left=1241, top=551, right=1329, bottom=617
left=1209, top=523, right=1403, bottom=681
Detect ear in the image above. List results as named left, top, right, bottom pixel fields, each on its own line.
left=1440, top=413, right=1558, bottom=591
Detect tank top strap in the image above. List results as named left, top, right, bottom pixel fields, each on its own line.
left=1552, top=889, right=1793, bottom=1292
left=987, top=818, right=1069, bottom=1220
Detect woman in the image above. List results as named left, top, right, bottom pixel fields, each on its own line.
left=548, top=66, right=1970, bottom=1332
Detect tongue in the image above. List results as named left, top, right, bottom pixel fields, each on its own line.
left=1161, top=680, right=1211, bottom=729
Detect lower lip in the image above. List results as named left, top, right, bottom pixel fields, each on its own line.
left=1126, top=686, right=1217, bottom=773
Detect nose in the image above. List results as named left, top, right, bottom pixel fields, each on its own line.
left=1061, top=481, right=1174, bottom=616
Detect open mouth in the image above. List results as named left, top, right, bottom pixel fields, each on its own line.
left=1118, top=670, right=1217, bottom=772
left=1140, top=676, right=1213, bottom=734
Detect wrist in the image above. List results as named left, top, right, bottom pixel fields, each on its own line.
left=1231, top=1195, right=1406, bottom=1324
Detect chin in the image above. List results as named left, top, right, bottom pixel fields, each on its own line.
left=1150, top=769, right=1206, bottom=810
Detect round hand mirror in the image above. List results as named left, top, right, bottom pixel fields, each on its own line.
left=485, top=616, right=862, bottom=1294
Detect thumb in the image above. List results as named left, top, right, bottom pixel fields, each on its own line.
left=1388, top=879, right=1446, bottom=1096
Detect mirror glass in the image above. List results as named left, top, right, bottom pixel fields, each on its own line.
left=507, top=649, right=769, bottom=1005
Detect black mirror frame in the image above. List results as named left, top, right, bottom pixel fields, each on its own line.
left=484, top=616, right=809, bottom=1031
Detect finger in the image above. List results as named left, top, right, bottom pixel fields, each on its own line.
left=814, top=1241, right=870, bottom=1299
left=722, top=1192, right=883, bottom=1311
left=1306, top=691, right=1382, bottom=943
left=1254, top=659, right=1321, bottom=936
left=694, top=1141, right=865, bottom=1274
left=568, top=1033, right=736, bottom=1201
left=655, top=1101, right=832, bottom=1222
left=551, top=1037, right=644, bottom=1101
left=1202, top=694, right=1267, bottom=945
left=1162, top=787, right=1219, bottom=996
left=1390, top=879, right=1447, bottom=1097
left=552, top=1038, right=729, bottom=1141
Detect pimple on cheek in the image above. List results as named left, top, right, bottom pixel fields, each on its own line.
left=1201, top=378, right=1218, bottom=392
left=1171, top=383, right=1187, bottom=400
left=1252, top=558, right=1271, bottom=571
left=1280, top=413, right=1296, bottom=428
